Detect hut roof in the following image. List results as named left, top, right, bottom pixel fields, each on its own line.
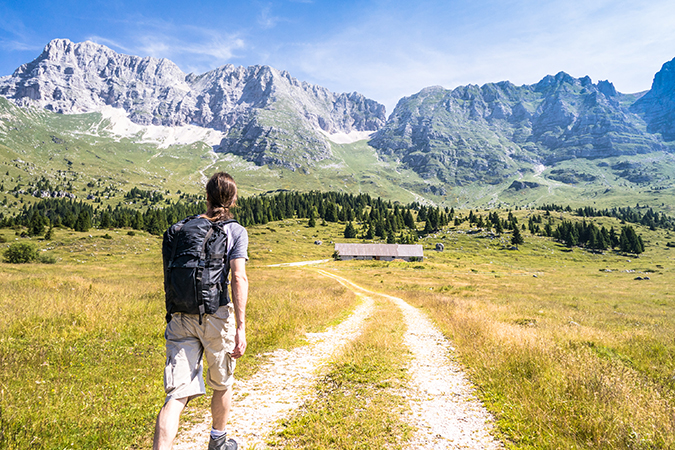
left=334, top=243, right=424, bottom=258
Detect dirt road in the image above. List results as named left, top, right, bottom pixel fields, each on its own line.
left=173, top=270, right=502, bottom=449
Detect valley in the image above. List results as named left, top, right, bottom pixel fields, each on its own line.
left=0, top=208, right=673, bottom=448
left=0, top=40, right=674, bottom=212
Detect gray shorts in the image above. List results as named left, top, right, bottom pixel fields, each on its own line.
left=163, top=303, right=236, bottom=403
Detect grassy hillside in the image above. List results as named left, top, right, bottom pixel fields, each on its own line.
left=2, top=98, right=675, bottom=217
left=0, top=98, right=435, bottom=215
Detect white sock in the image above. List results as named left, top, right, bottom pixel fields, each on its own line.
left=210, top=428, right=227, bottom=439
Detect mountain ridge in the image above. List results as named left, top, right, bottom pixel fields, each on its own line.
left=0, top=39, right=386, bottom=170
left=0, top=40, right=674, bottom=209
left=370, top=68, right=670, bottom=185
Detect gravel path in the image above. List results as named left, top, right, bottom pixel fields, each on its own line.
left=172, top=290, right=375, bottom=450
left=173, top=269, right=502, bottom=449
left=319, top=271, right=503, bottom=450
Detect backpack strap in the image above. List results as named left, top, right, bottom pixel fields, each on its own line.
left=195, top=225, right=215, bottom=324
left=213, top=219, right=238, bottom=305
left=216, top=218, right=238, bottom=270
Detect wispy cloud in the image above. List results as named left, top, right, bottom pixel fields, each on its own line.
left=258, top=5, right=281, bottom=29
left=0, top=39, right=42, bottom=52
left=0, top=4, right=44, bottom=54
left=275, top=0, right=675, bottom=112
left=88, top=20, right=246, bottom=74
left=86, top=36, right=136, bottom=54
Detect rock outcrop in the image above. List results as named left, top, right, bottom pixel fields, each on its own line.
left=630, top=57, right=675, bottom=141
left=370, top=73, right=664, bottom=185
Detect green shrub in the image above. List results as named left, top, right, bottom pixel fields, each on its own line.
left=102, top=233, right=113, bottom=240
left=127, top=231, right=136, bottom=236
left=4, top=242, right=39, bottom=263
left=39, top=253, right=57, bottom=264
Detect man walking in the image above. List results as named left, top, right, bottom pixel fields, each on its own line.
left=153, top=172, right=248, bottom=450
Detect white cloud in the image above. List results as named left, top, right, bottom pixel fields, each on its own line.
left=90, top=23, right=246, bottom=74
left=258, top=5, right=281, bottom=29
left=86, top=36, right=136, bottom=54
left=0, top=39, right=41, bottom=52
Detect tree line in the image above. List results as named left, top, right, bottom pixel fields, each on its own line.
left=2, top=190, right=435, bottom=239
left=1, top=189, right=650, bottom=254
left=551, top=220, right=644, bottom=254
left=540, top=203, right=674, bottom=231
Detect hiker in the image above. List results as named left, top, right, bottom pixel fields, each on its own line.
left=153, top=172, right=248, bottom=450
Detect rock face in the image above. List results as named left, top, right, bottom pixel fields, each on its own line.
left=630, top=57, right=675, bottom=141
left=0, top=39, right=386, bottom=169
left=370, top=73, right=664, bottom=185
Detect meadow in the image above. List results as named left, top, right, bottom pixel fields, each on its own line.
left=0, top=209, right=673, bottom=449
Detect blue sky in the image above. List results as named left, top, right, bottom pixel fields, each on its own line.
left=1, top=0, right=674, bottom=113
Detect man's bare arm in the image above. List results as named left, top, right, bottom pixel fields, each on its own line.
left=229, top=257, right=248, bottom=359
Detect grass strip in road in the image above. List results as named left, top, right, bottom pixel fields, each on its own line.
left=269, top=298, right=413, bottom=449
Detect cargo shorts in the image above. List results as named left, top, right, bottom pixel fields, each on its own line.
left=163, top=303, right=237, bottom=404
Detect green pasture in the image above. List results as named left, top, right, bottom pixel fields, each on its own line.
left=0, top=209, right=674, bottom=449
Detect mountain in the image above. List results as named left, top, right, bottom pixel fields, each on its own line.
left=630, top=57, right=675, bottom=141
left=0, top=39, right=674, bottom=209
left=0, top=39, right=386, bottom=170
left=370, top=73, right=667, bottom=185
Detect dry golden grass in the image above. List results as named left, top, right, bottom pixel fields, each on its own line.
left=2, top=210, right=674, bottom=449
left=334, top=227, right=675, bottom=449
left=0, top=227, right=358, bottom=449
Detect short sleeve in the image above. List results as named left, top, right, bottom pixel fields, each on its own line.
left=227, top=224, right=249, bottom=261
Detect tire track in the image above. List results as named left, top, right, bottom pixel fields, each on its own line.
left=172, top=292, right=375, bottom=449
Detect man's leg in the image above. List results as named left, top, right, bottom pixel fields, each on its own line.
left=153, top=397, right=188, bottom=450
left=211, top=387, right=232, bottom=431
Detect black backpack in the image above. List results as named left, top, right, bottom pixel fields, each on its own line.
left=162, top=216, right=238, bottom=323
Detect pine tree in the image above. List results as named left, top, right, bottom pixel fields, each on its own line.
left=99, top=211, right=112, bottom=229
left=511, top=226, right=524, bottom=247
left=423, top=218, right=434, bottom=234
left=44, top=225, right=54, bottom=241
left=404, top=209, right=415, bottom=229
left=74, top=210, right=92, bottom=232
left=375, top=220, right=385, bottom=238
left=343, top=221, right=357, bottom=239
left=495, top=220, right=503, bottom=235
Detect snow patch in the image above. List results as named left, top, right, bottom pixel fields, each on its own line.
left=96, top=106, right=226, bottom=148
left=321, top=129, right=373, bottom=144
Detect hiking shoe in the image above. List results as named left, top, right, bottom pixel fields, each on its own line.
left=208, top=433, right=237, bottom=450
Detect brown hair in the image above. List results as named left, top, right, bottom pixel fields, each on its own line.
left=204, top=172, right=237, bottom=221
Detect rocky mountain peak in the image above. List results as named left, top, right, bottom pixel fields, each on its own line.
left=371, top=70, right=665, bottom=185
left=630, top=56, right=675, bottom=140
left=0, top=39, right=386, bottom=170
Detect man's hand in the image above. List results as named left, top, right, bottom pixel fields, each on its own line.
left=231, top=327, right=247, bottom=359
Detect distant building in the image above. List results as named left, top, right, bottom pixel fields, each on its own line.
left=334, top=243, right=424, bottom=262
